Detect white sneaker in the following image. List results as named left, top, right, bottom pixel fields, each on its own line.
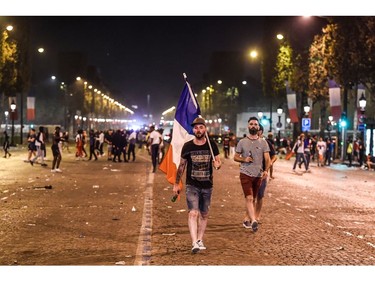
left=196, top=240, right=206, bottom=250
left=191, top=241, right=200, bottom=254
left=51, top=169, right=56, bottom=173
left=55, top=168, right=62, bottom=173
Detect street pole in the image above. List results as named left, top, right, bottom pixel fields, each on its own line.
left=20, top=92, right=24, bottom=144
left=4, top=111, right=9, bottom=133
left=11, top=111, right=15, bottom=146
left=10, top=100, right=16, bottom=147
left=269, top=100, right=272, bottom=132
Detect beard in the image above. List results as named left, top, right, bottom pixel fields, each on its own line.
left=194, top=132, right=205, bottom=139
left=248, top=128, right=258, bottom=135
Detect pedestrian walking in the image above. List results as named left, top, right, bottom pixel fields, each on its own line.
left=26, top=128, right=37, bottom=162
left=127, top=129, right=137, bottom=161
left=88, top=129, right=98, bottom=161
left=96, top=130, right=105, bottom=157
left=292, top=133, right=310, bottom=173
left=229, top=133, right=237, bottom=159
left=51, top=126, right=63, bottom=172
left=30, top=126, right=47, bottom=167
left=266, top=132, right=276, bottom=178
left=172, top=117, right=221, bottom=254
left=104, top=129, right=114, bottom=161
left=316, top=137, right=326, bottom=167
left=234, top=116, right=271, bottom=233
left=75, top=129, right=84, bottom=160
left=62, top=131, right=71, bottom=153
left=2, top=131, right=11, bottom=158
left=347, top=139, right=353, bottom=167
left=324, top=138, right=333, bottom=166
left=147, top=125, right=162, bottom=172
left=223, top=134, right=230, bottom=159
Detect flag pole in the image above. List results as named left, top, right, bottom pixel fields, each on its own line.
left=183, top=73, right=216, bottom=167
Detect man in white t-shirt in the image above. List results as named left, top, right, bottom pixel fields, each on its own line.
left=147, top=125, right=162, bottom=172
left=127, top=129, right=137, bottom=161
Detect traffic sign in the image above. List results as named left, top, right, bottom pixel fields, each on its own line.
left=302, top=118, right=311, bottom=131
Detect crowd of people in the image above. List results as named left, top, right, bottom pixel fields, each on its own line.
left=18, top=125, right=165, bottom=173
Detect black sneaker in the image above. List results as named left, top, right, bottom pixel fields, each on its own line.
left=29, top=160, right=34, bottom=166
left=251, top=221, right=259, bottom=232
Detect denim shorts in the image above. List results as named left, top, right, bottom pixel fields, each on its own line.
left=185, top=185, right=213, bottom=214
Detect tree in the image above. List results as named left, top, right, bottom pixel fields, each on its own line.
left=273, top=41, right=293, bottom=96
left=0, top=29, right=18, bottom=99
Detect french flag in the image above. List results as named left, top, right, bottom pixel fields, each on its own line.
left=159, top=79, right=201, bottom=187
left=286, top=81, right=298, bottom=123
left=328, top=78, right=341, bottom=120
left=27, top=97, right=36, bottom=121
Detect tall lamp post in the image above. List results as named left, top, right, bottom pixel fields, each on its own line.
left=302, top=104, right=310, bottom=134
left=4, top=111, right=9, bottom=132
left=277, top=106, right=283, bottom=140
left=327, top=115, right=333, bottom=138
left=10, top=100, right=16, bottom=146
left=358, top=93, right=367, bottom=158
left=286, top=117, right=291, bottom=137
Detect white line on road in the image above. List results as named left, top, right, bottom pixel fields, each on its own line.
left=134, top=167, right=154, bottom=265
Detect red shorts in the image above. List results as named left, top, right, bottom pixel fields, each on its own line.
left=239, top=173, right=262, bottom=198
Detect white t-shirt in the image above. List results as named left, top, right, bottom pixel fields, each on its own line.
left=149, top=130, right=162, bottom=145
left=317, top=140, right=326, bottom=155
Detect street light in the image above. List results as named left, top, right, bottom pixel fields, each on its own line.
left=10, top=100, right=16, bottom=146
left=359, top=93, right=367, bottom=113
left=358, top=93, right=366, bottom=160
left=303, top=104, right=310, bottom=116
left=4, top=111, right=9, bottom=132
left=277, top=107, right=283, bottom=139
left=327, top=115, right=333, bottom=138
left=82, top=116, right=87, bottom=129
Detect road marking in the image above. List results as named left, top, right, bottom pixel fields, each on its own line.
left=134, top=167, right=154, bottom=265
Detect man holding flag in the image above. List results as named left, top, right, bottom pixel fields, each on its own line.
left=173, top=117, right=221, bottom=254
left=159, top=76, right=221, bottom=253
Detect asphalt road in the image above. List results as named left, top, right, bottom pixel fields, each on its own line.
left=1, top=144, right=375, bottom=279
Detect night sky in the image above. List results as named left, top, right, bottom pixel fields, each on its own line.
left=3, top=10, right=335, bottom=125
left=25, top=16, right=269, bottom=119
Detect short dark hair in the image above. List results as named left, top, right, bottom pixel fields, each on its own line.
left=247, top=116, right=259, bottom=124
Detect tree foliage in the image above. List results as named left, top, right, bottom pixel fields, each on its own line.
left=273, top=41, right=293, bottom=95
left=0, top=30, right=18, bottom=97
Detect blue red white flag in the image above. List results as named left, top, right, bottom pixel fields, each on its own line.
left=159, top=80, right=201, bottom=187
left=328, top=78, right=341, bottom=120
left=27, top=97, right=36, bottom=121
left=285, top=81, right=299, bottom=123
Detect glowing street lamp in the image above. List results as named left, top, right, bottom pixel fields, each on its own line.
left=303, top=104, right=310, bottom=116
left=10, top=100, right=16, bottom=146
left=249, top=50, right=258, bottom=59
left=276, top=33, right=284, bottom=40
left=277, top=107, right=283, bottom=139
left=4, top=111, right=9, bottom=132
left=359, top=93, right=367, bottom=113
